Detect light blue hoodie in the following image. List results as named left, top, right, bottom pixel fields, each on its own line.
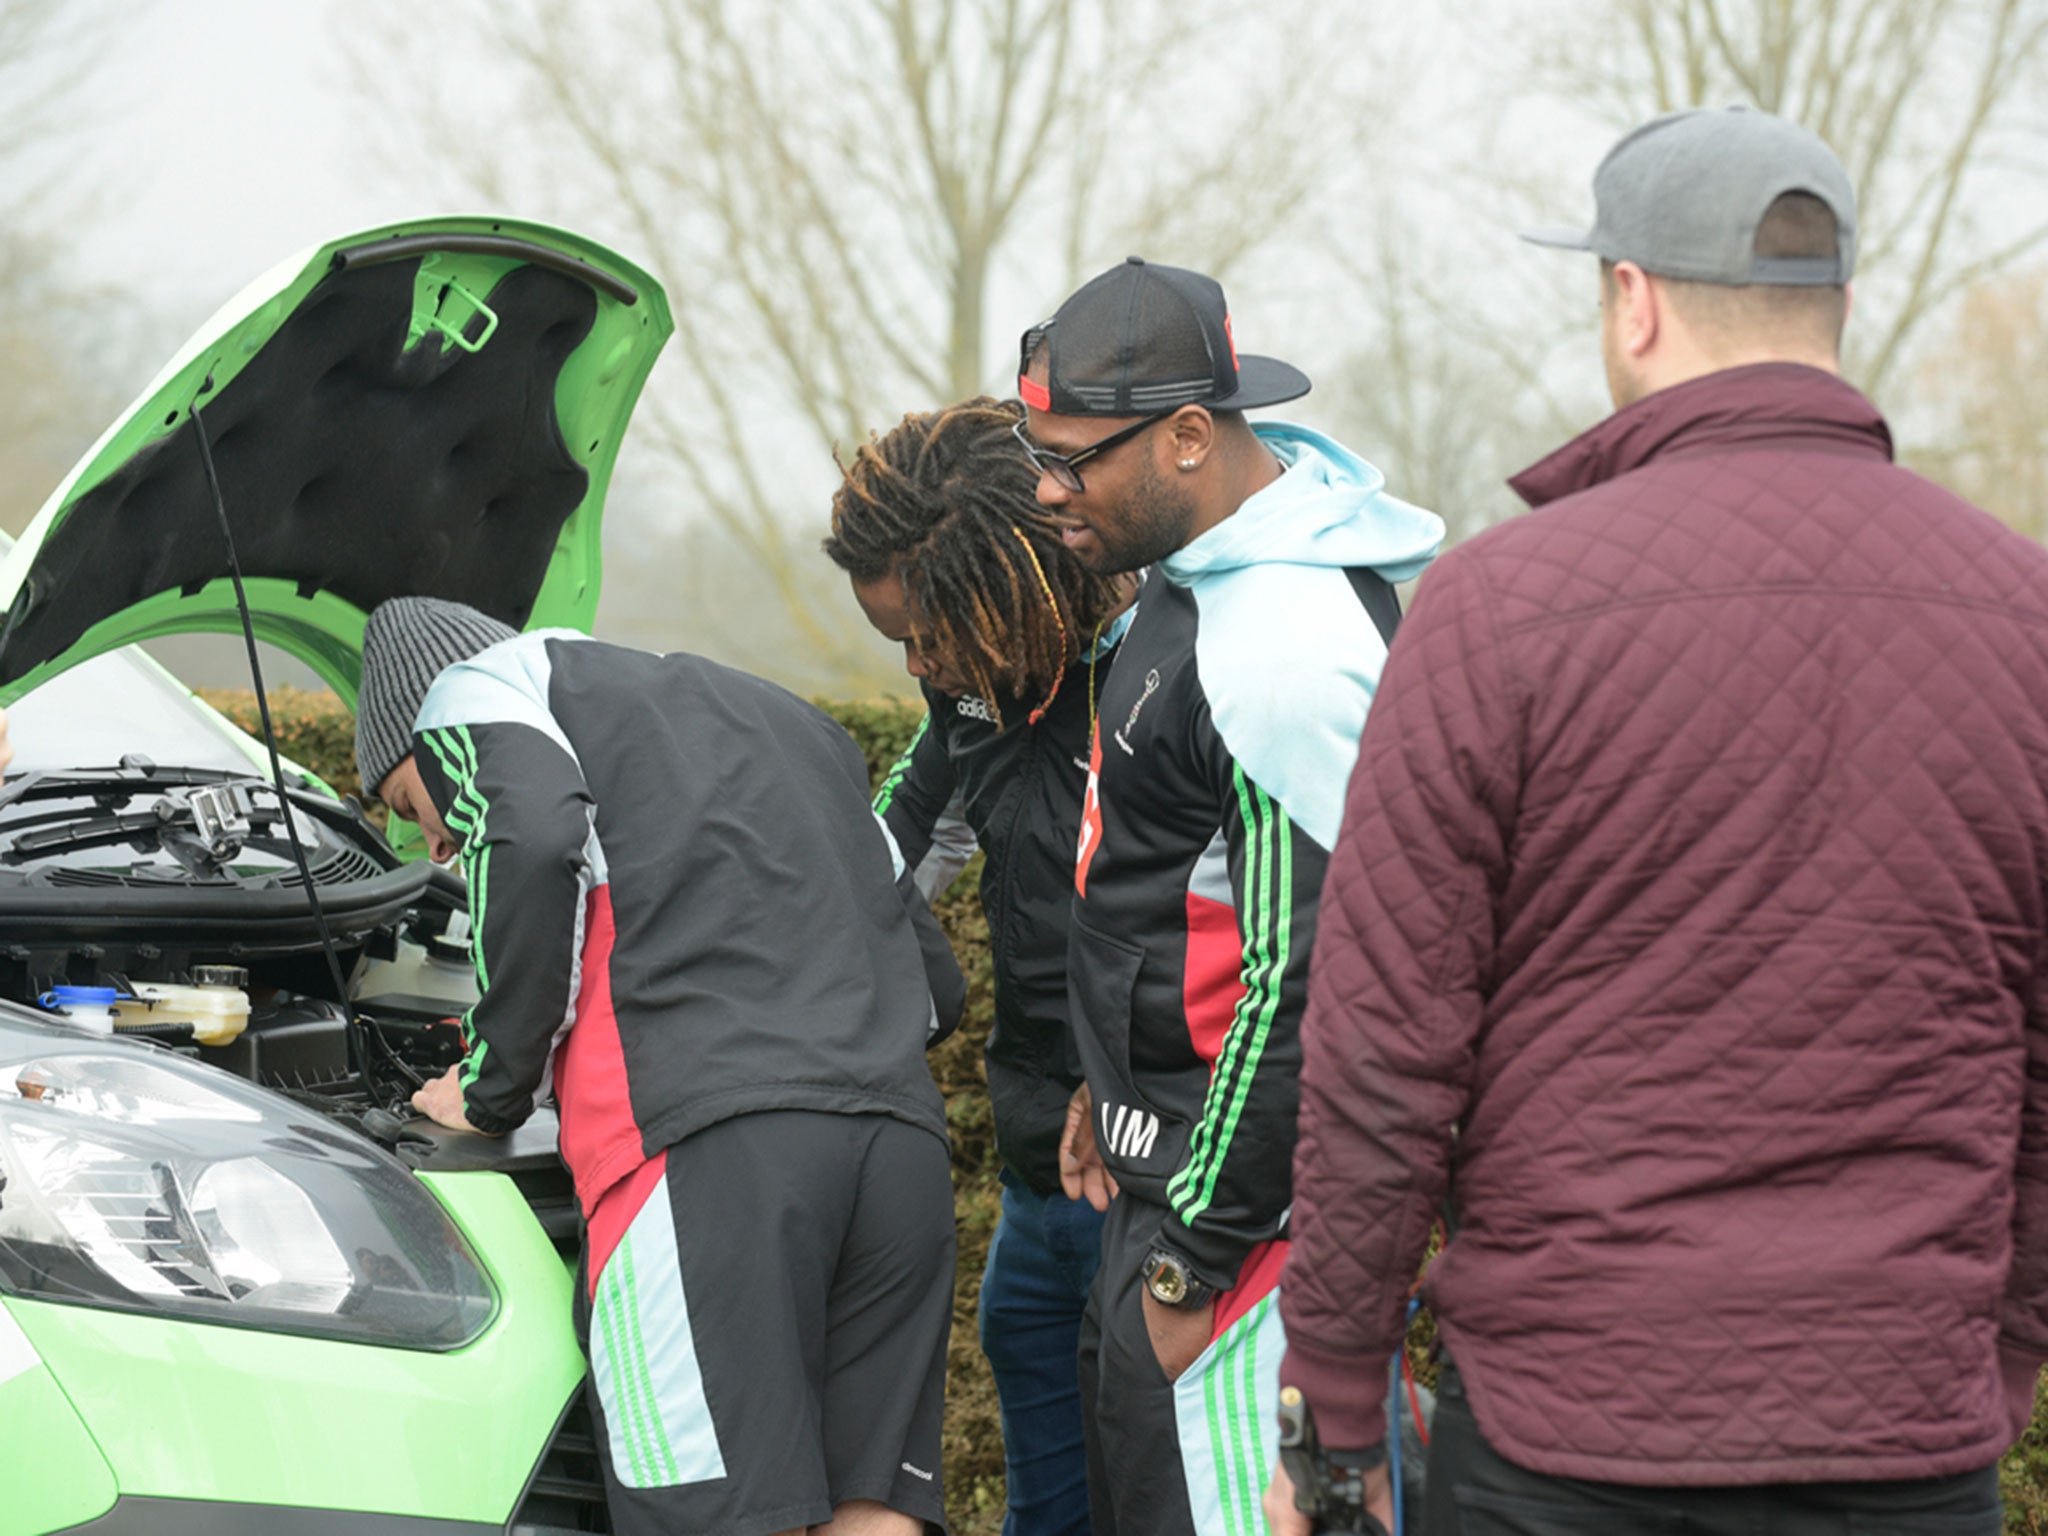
left=1159, top=423, right=1445, bottom=850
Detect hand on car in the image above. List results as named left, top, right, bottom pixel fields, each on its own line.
left=411, top=1064, right=485, bottom=1133
left=1059, top=1082, right=1119, bottom=1212
left=0, top=706, right=12, bottom=776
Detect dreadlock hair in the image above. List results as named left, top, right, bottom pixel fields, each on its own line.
left=825, top=395, right=1125, bottom=730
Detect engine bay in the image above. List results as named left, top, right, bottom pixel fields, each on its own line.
left=0, top=762, right=579, bottom=1252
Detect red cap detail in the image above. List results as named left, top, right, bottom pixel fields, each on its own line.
left=1224, top=315, right=1240, bottom=370
left=1019, top=374, right=1052, bottom=411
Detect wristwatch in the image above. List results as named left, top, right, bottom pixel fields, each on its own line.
left=1142, top=1247, right=1218, bottom=1310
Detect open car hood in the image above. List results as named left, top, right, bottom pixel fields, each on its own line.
left=0, top=218, right=672, bottom=707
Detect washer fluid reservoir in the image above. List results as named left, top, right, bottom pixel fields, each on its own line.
left=113, top=966, right=251, bottom=1046
left=37, top=985, right=122, bottom=1035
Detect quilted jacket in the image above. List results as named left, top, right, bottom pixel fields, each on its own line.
left=1278, top=363, right=2048, bottom=1485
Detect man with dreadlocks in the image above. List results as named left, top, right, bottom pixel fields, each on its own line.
left=824, top=394, right=1136, bottom=1536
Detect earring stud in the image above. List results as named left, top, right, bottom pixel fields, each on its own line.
left=1179, top=459, right=1197, bottom=471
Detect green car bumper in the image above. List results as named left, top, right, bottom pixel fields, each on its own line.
left=0, top=1172, right=590, bottom=1535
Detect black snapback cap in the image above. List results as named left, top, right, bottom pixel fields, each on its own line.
left=1019, top=257, right=1310, bottom=418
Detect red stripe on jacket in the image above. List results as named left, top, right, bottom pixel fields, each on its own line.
left=1213, top=1238, right=1288, bottom=1342
left=552, top=885, right=645, bottom=1217
left=1184, top=890, right=1244, bottom=1067
left=583, top=1149, right=667, bottom=1298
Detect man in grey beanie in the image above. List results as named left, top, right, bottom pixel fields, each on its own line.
left=357, top=597, right=964, bottom=1536
left=352, top=596, right=519, bottom=862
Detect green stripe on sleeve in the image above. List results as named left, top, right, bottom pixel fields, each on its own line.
left=1171, top=766, right=1288, bottom=1225
left=422, top=726, right=495, bottom=992
left=1168, top=777, right=1268, bottom=1212
left=467, top=844, right=493, bottom=991
left=422, top=724, right=502, bottom=1058
left=1192, top=786, right=1291, bottom=1219
left=871, top=713, right=930, bottom=816
left=419, top=728, right=467, bottom=805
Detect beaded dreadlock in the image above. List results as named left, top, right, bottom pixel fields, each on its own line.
left=824, top=396, right=1125, bottom=730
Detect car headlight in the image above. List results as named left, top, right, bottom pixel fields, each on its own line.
left=0, top=1019, right=496, bottom=1350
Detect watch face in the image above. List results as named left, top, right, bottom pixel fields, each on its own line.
left=1150, top=1262, right=1188, bottom=1304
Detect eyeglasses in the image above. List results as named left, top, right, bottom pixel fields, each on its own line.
left=1011, top=412, right=1174, bottom=495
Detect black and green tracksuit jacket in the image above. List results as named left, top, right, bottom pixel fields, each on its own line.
left=874, top=616, right=1129, bottom=1194
left=409, top=629, right=959, bottom=1216
left=1068, top=424, right=1440, bottom=1290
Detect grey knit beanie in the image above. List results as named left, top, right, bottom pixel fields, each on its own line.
left=355, top=597, right=518, bottom=795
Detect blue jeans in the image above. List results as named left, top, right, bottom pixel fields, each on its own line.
left=979, top=1171, right=1106, bottom=1536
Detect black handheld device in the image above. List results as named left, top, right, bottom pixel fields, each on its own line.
left=1277, top=1386, right=1391, bottom=1536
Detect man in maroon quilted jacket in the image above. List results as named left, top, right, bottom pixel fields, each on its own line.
left=1268, top=106, right=2048, bottom=1535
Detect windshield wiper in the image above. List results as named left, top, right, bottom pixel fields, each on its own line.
left=0, top=762, right=252, bottom=816
left=5, top=810, right=173, bottom=860
left=2, top=783, right=281, bottom=862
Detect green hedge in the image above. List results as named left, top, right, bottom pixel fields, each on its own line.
left=831, top=703, right=1011, bottom=1523
left=201, top=687, right=361, bottom=800
left=204, top=689, right=2048, bottom=1535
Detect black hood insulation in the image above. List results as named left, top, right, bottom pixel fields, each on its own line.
left=0, top=257, right=597, bottom=686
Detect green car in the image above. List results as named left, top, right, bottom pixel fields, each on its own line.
left=0, top=218, right=672, bottom=1533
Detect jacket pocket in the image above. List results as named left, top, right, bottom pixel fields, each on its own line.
left=1068, top=916, right=1186, bottom=1193
left=984, top=1055, right=1074, bottom=1192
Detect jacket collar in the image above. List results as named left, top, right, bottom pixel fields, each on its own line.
left=1509, top=362, right=1894, bottom=509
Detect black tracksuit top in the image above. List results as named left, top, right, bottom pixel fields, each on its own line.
left=411, top=632, right=959, bottom=1216
left=875, top=628, right=1125, bottom=1193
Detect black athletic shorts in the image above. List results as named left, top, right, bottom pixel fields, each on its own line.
left=572, top=1109, right=956, bottom=1536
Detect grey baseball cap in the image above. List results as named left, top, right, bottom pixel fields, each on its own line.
left=1524, top=105, right=1857, bottom=286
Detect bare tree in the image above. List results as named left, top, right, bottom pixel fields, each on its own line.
left=1528, top=0, right=2048, bottom=397
left=1911, top=266, right=2048, bottom=541
left=1327, top=0, right=2048, bottom=541
left=0, top=2, right=109, bottom=192
left=0, top=1, right=144, bottom=535
left=345, top=0, right=1385, bottom=691
left=1318, top=228, right=1601, bottom=546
